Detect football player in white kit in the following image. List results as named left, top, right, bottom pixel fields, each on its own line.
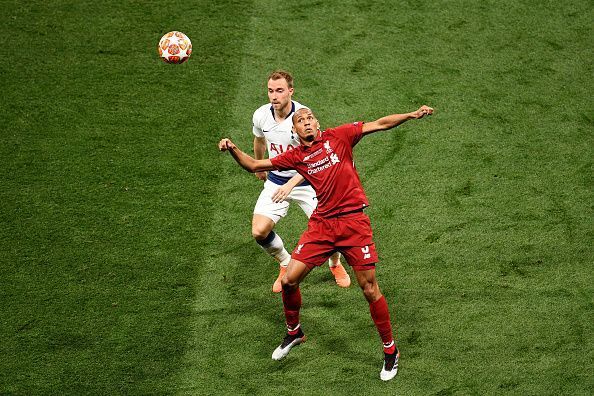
left=252, top=70, right=350, bottom=292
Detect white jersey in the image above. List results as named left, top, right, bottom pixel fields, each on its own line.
left=252, top=100, right=306, bottom=182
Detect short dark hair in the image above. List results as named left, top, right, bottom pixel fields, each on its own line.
left=292, top=107, right=314, bottom=124
left=268, top=70, right=294, bottom=88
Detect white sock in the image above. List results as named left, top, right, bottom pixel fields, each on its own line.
left=328, top=252, right=341, bottom=268
left=257, top=231, right=290, bottom=267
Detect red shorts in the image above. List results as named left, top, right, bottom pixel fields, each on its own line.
left=291, top=211, right=379, bottom=271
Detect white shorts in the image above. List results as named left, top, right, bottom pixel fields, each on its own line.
left=253, top=180, right=317, bottom=223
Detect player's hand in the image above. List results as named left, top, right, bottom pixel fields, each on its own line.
left=218, top=138, right=236, bottom=151
left=255, top=171, right=268, bottom=181
left=412, top=105, right=434, bottom=119
left=272, top=184, right=292, bottom=203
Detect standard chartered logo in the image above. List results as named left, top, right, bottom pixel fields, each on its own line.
left=307, top=141, right=340, bottom=175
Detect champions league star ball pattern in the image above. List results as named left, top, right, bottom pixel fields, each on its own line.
left=158, top=31, right=192, bottom=64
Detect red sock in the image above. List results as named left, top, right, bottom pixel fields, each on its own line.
left=282, top=287, right=301, bottom=333
left=369, top=295, right=396, bottom=354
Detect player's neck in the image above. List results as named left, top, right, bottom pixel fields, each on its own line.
left=274, top=102, right=292, bottom=121
left=299, top=131, right=319, bottom=147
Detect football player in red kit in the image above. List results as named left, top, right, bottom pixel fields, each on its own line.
left=218, top=104, right=433, bottom=381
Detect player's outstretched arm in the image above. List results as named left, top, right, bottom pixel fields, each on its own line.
left=219, top=138, right=275, bottom=173
left=361, top=105, right=433, bottom=135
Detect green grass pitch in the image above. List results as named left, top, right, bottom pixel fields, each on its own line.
left=1, top=0, right=592, bottom=394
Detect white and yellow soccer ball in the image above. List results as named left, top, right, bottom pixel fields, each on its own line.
left=158, top=31, right=192, bottom=64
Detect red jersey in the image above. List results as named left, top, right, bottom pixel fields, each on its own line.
left=270, top=122, right=369, bottom=218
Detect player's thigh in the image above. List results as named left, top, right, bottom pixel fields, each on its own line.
left=288, top=186, right=317, bottom=218
left=292, top=220, right=336, bottom=267
left=339, top=243, right=379, bottom=270
left=253, top=181, right=290, bottom=223
left=292, top=241, right=335, bottom=268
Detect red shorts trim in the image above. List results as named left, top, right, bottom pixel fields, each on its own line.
left=291, top=212, right=379, bottom=270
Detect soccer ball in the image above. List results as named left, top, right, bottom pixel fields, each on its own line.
left=158, top=31, right=192, bottom=64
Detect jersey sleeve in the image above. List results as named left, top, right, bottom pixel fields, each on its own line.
left=332, top=122, right=364, bottom=147
left=252, top=110, right=264, bottom=138
left=270, top=149, right=298, bottom=171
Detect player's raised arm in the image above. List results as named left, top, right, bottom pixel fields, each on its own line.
left=219, top=138, right=276, bottom=173
left=361, top=105, right=433, bottom=135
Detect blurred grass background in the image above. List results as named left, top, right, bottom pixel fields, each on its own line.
left=0, top=0, right=592, bottom=394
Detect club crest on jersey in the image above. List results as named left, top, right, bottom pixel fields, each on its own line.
left=324, top=140, right=333, bottom=154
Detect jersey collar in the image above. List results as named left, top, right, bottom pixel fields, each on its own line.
left=313, top=128, right=323, bottom=142
left=270, top=101, right=296, bottom=122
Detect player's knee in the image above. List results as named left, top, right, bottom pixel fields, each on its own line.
left=252, top=215, right=276, bottom=241
left=281, top=276, right=299, bottom=291
left=361, top=282, right=380, bottom=302
left=252, top=228, right=265, bottom=240
left=252, top=225, right=271, bottom=241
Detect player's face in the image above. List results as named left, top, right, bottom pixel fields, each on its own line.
left=292, top=109, right=320, bottom=145
left=267, top=78, right=293, bottom=112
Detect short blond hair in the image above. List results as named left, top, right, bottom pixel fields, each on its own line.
left=268, top=70, right=294, bottom=88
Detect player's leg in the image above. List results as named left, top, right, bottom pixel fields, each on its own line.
left=281, top=258, right=312, bottom=329
left=337, top=211, right=398, bottom=381
left=354, top=268, right=399, bottom=381
left=354, top=268, right=395, bottom=346
left=272, top=259, right=312, bottom=361
left=253, top=181, right=292, bottom=292
left=272, top=221, right=334, bottom=361
left=291, top=186, right=350, bottom=287
left=252, top=214, right=291, bottom=292
left=251, top=213, right=289, bottom=261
